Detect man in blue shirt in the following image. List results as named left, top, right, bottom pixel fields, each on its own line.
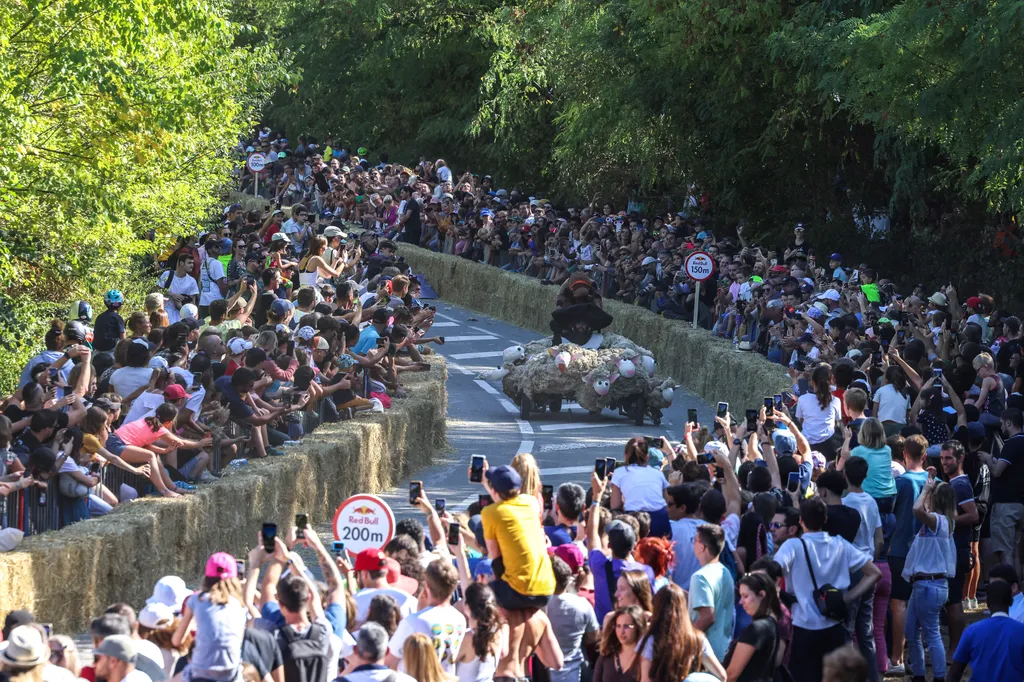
left=544, top=483, right=584, bottom=547
left=950, top=579, right=1024, bottom=681
left=353, top=308, right=391, bottom=355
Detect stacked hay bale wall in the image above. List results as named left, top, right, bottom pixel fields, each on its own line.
left=0, top=361, right=447, bottom=631
left=397, top=245, right=789, bottom=410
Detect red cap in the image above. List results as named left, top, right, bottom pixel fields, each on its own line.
left=384, top=557, right=419, bottom=595
left=965, top=296, right=982, bottom=310
left=771, top=265, right=789, bottom=273
left=164, top=384, right=192, bottom=401
left=354, top=548, right=387, bottom=572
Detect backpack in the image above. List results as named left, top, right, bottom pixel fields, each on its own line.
left=277, top=622, right=330, bottom=682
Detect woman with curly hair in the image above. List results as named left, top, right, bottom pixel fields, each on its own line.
left=634, top=536, right=675, bottom=593
left=637, top=584, right=725, bottom=682
left=455, top=583, right=507, bottom=682
left=365, top=594, right=401, bottom=638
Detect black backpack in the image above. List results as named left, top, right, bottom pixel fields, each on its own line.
left=277, top=622, right=330, bottom=682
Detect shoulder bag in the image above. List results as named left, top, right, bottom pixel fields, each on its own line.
left=799, top=538, right=848, bottom=622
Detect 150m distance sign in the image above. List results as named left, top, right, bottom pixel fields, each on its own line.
left=684, top=251, right=714, bottom=282
left=332, top=494, right=395, bottom=555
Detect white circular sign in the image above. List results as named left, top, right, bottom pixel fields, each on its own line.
left=246, top=152, right=267, bottom=173
left=332, top=494, right=395, bottom=555
left=684, top=251, right=715, bottom=282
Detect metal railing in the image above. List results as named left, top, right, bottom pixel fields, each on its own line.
left=0, top=395, right=337, bottom=535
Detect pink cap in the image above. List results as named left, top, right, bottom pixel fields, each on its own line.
left=547, top=543, right=585, bottom=573
left=205, top=552, right=238, bottom=580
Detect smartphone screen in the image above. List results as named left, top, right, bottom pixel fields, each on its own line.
left=763, top=397, right=774, bottom=415
left=235, top=560, right=245, bottom=577
left=435, top=498, right=446, bottom=513
left=478, top=494, right=492, bottom=508
left=470, top=455, right=485, bottom=483
left=447, top=523, right=460, bottom=546
left=897, top=329, right=906, bottom=342
left=697, top=453, right=714, bottom=465
left=787, top=471, right=801, bottom=493
left=594, top=458, right=607, bottom=480
left=717, top=402, right=729, bottom=419
left=774, top=394, right=783, bottom=410
left=409, top=481, right=423, bottom=505
left=261, top=523, right=277, bottom=553
left=331, top=540, right=345, bottom=556
left=745, top=409, right=758, bottom=432
left=934, top=367, right=943, bottom=379
left=295, top=513, right=308, bottom=539
left=542, top=485, right=554, bottom=511
left=605, top=457, right=617, bottom=475
left=687, top=408, right=698, bottom=424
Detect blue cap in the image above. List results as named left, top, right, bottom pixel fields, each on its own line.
left=696, top=231, right=708, bottom=240
left=320, top=210, right=333, bottom=219
left=480, top=208, right=494, bottom=217
left=830, top=253, right=842, bottom=262
left=472, top=558, right=494, bottom=579
left=219, top=238, right=233, bottom=251
left=270, top=298, right=294, bottom=316
left=468, top=514, right=485, bottom=548
left=966, top=421, right=986, bottom=442
left=485, top=465, right=521, bottom=494
left=773, top=429, right=797, bottom=456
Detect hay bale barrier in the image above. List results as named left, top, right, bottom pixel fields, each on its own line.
left=0, top=360, right=447, bottom=632
left=397, top=245, right=789, bottom=410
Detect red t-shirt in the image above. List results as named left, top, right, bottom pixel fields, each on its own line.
left=225, top=359, right=239, bottom=376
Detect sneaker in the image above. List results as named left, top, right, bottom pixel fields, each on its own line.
left=267, top=447, right=287, bottom=457
left=886, top=663, right=904, bottom=675
left=198, top=471, right=218, bottom=483
left=177, top=481, right=197, bottom=491
left=969, top=597, right=979, bottom=609
left=369, top=398, right=385, bottom=413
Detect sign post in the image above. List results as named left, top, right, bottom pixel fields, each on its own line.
left=684, top=250, right=715, bottom=329
left=332, top=494, right=395, bottom=556
left=246, top=152, right=267, bottom=198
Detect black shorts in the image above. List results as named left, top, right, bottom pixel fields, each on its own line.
left=491, top=577, right=551, bottom=611
left=946, top=550, right=973, bottom=605
left=888, top=555, right=911, bottom=602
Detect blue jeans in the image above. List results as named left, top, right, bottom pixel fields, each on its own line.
left=905, top=578, right=948, bottom=677
left=844, top=568, right=879, bottom=682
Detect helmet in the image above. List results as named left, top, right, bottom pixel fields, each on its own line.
left=64, top=321, right=88, bottom=343
left=70, top=300, right=93, bottom=322
left=104, top=290, right=124, bottom=306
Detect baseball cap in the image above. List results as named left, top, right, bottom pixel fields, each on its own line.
left=606, top=520, right=637, bottom=557
left=817, top=289, right=841, bottom=302
left=323, top=226, right=344, bottom=238
left=315, top=337, right=330, bottom=351
left=766, top=299, right=784, bottom=310
left=93, top=636, right=137, bottom=665
left=270, top=298, right=294, bottom=317
left=2, top=611, right=34, bottom=640
left=472, top=558, right=494, bottom=579
left=547, top=543, right=585, bottom=573
left=163, top=385, right=191, bottom=401
left=965, top=296, right=982, bottom=309
left=354, top=548, right=388, bottom=572
left=296, top=326, right=316, bottom=341
left=829, top=252, right=842, bottom=262
left=384, top=557, right=420, bottom=594
left=966, top=421, right=987, bottom=442
left=227, top=337, right=253, bottom=355
left=641, top=256, right=657, bottom=266
left=271, top=232, right=289, bottom=242
left=371, top=308, right=392, bottom=324
left=205, top=552, right=238, bottom=579
left=180, top=303, right=199, bottom=320
left=772, top=430, right=797, bottom=456
left=485, top=465, right=522, bottom=494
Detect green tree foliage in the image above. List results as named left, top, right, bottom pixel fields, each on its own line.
left=0, top=0, right=284, bottom=390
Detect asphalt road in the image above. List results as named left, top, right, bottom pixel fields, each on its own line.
left=359, top=298, right=715, bottom=525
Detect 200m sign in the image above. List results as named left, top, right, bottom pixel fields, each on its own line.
left=332, top=493, right=396, bottom=555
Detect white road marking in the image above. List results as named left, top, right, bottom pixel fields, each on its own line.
left=538, top=465, right=594, bottom=476
left=440, top=335, right=498, bottom=342
left=469, top=326, right=495, bottom=335
left=473, top=380, right=501, bottom=395
left=428, top=322, right=460, bottom=328
left=498, top=399, right=518, bottom=413
left=538, top=422, right=622, bottom=432
left=451, top=351, right=505, bottom=360
left=516, top=419, right=534, bottom=435
left=517, top=440, right=534, bottom=453
left=447, top=361, right=474, bottom=376
left=450, top=493, right=480, bottom=514
left=433, top=312, right=460, bottom=322
left=539, top=442, right=602, bottom=453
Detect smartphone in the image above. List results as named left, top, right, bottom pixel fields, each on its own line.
left=470, top=455, right=485, bottom=483
left=435, top=498, right=446, bottom=513
left=881, top=337, right=890, bottom=350
left=235, top=560, right=245, bottom=577
left=192, top=372, right=203, bottom=387
left=774, top=394, right=783, bottom=410
left=697, top=453, right=714, bottom=465
left=261, top=522, right=277, bottom=554
left=764, top=397, right=774, bottom=415
left=687, top=408, right=698, bottom=424
left=542, top=485, right=554, bottom=511
left=376, top=337, right=387, bottom=347
left=605, top=457, right=617, bottom=475
left=787, top=471, right=801, bottom=493
left=934, top=367, right=943, bottom=379
left=717, top=402, right=729, bottom=419
left=447, top=523, right=461, bottom=546
left=478, top=494, right=492, bottom=508
left=745, top=409, right=758, bottom=432
left=409, top=481, right=423, bottom=505
left=594, top=458, right=608, bottom=480
left=48, top=368, right=59, bottom=381
left=331, top=540, right=345, bottom=556
left=295, top=513, right=308, bottom=539
left=89, top=461, right=101, bottom=475
left=897, top=329, right=906, bottom=342
left=872, top=351, right=882, bottom=365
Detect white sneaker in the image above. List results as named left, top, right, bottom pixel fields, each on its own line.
left=369, top=398, right=385, bottom=413
left=198, top=471, right=217, bottom=483
left=969, top=598, right=979, bottom=609
left=886, top=663, right=904, bottom=675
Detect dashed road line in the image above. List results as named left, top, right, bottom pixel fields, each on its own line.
left=516, top=419, right=534, bottom=435
left=538, top=422, right=623, bottom=432
left=498, top=399, right=519, bottom=413
left=440, top=335, right=498, bottom=342
left=473, top=380, right=501, bottom=395
left=451, top=351, right=505, bottom=360
left=517, top=440, right=534, bottom=453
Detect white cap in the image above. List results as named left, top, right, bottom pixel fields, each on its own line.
left=641, top=256, right=657, bottom=266
left=817, top=289, right=841, bottom=302
left=227, top=337, right=253, bottom=355
left=180, top=303, right=199, bottom=320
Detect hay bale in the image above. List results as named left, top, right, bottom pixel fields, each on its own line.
left=395, top=243, right=790, bottom=411
left=0, top=359, right=448, bottom=632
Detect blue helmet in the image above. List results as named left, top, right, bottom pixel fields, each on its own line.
left=104, top=290, right=124, bottom=306
left=70, top=300, right=93, bottom=321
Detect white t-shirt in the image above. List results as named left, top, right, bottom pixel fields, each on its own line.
left=343, top=667, right=416, bottom=682
left=353, top=586, right=418, bottom=626
left=388, top=604, right=467, bottom=676
left=437, top=166, right=452, bottom=183
left=160, top=271, right=201, bottom=324
left=795, top=393, right=842, bottom=444
left=843, top=491, right=882, bottom=557
left=123, top=391, right=167, bottom=423
left=774, top=531, right=871, bottom=630
left=874, top=384, right=910, bottom=424
left=185, top=386, right=206, bottom=415
left=281, top=218, right=306, bottom=245
left=610, top=464, right=668, bottom=512
left=199, top=257, right=226, bottom=306
left=110, top=366, right=155, bottom=400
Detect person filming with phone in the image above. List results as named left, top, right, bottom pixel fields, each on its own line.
left=607, top=437, right=674, bottom=538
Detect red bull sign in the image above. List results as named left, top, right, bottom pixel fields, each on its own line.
left=332, top=494, right=395, bottom=555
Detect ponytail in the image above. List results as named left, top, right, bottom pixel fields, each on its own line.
left=811, top=365, right=833, bottom=410
left=885, top=365, right=908, bottom=397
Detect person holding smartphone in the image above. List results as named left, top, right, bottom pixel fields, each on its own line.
left=607, top=438, right=673, bottom=538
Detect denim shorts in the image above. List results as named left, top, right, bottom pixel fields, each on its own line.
left=105, top=433, right=126, bottom=456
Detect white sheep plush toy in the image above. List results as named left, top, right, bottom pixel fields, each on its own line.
left=502, top=345, right=526, bottom=364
